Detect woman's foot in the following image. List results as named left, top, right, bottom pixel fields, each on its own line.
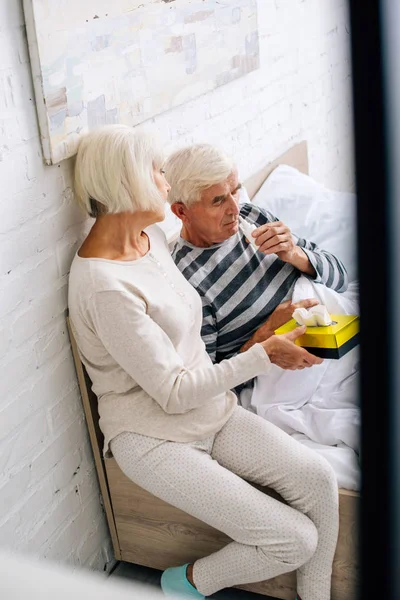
left=161, top=563, right=205, bottom=598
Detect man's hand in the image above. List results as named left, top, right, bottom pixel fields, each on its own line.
left=263, top=298, right=319, bottom=332
left=240, top=298, right=319, bottom=352
left=261, top=326, right=323, bottom=370
left=252, top=220, right=296, bottom=261
left=251, top=221, right=316, bottom=276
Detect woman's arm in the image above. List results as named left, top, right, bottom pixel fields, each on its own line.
left=92, top=290, right=271, bottom=414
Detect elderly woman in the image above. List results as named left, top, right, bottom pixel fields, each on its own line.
left=68, top=124, right=338, bottom=600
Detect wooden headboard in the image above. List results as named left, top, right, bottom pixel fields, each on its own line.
left=244, top=140, right=308, bottom=199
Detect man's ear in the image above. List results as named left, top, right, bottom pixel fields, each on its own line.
left=170, top=202, right=188, bottom=223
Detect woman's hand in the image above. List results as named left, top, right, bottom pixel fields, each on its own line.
left=261, top=326, right=323, bottom=370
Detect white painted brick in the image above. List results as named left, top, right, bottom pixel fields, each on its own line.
left=10, top=478, right=57, bottom=537
left=77, top=521, right=110, bottom=566
left=0, top=32, right=21, bottom=70
left=0, top=514, right=22, bottom=547
left=230, top=124, right=250, bottom=158
left=0, top=1, right=24, bottom=30
left=11, top=450, right=88, bottom=542
left=11, top=284, right=68, bottom=345
left=1, top=26, right=28, bottom=68
left=47, top=387, right=82, bottom=436
left=22, top=488, right=82, bottom=552
left=0, top=205, right=87, bottom=277
left=0, top=465, right=31, bottom=512
left=77, top=468, right=101, bottom=507
left=0, top=409, right=48, bottom=475
left=56, top=231, right=81, bottom=278
left=0, top=346, right=37, bottom=400
left=49, top=449, right=83, bottom=495
left=42, top=515, right=91, bottom=563
left=0, top=0, right=354, bottom=572
left=206, top=83, right=244, bottom=119
left=60, top=552, right=83, bottom=569
left=1, top=252, right=59, bottom=310
left=262, top=99, right=291, bottom=134
left=34, top=317, right=70, bottom=368
left=0, top=180, right=51, bottom=235
left=28, top=418, right=88, bottom=485
left=0, top=438, right=90, bottom=542
left=0, top=349, right=79, bottom=438
left=0, top=391, right=36, bottom=441
left=16, top=98, right=42, bottom=143
left=2, top=62, right=37, bottom=113
left=0, top=70, right=15, bottom=112
left=41, top=493, right=105, bottom=563
left=0, top=276, right=25, bottom=316
left=0, top=326, right=11, bottom=359
left=250, top=79, right=287, bottom=111
left=0, top=114, right=17, bottom=146
left=84, top=543, right=113, bottom=571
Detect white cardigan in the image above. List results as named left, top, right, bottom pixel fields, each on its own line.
left=68, top=224, right=271, bottom=455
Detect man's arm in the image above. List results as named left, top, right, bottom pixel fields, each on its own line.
left=251, top=219, right=349, bottom=292
left=240, top=298, right=320, bottom=353
left=296, top=235, right=349, bottom=292
left=280, top=244, right=316, bottom=276
left=240, top=204, right=348, bottom=291
left=201, top=298, right=218, bottom=362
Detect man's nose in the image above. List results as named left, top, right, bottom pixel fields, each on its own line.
left=227, top=195, right=239, bottom=214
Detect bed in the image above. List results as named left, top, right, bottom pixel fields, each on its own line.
left=67, top=141, right=359, bottom=600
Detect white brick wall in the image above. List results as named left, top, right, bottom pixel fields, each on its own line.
left=0, top=0, right=354, bottom=574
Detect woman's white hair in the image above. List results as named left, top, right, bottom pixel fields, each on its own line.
left=164, top=144, right=234, bottom=207
left=74, top=124, right=165, bottom=217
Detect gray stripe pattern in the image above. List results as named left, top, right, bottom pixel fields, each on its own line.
left=173, top=204, right=348, bottom=364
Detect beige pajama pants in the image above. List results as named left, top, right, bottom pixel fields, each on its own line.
left=110, top=406, right=339, bottom=600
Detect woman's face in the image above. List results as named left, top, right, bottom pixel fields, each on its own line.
left=153, top=167, right=171, bottom=202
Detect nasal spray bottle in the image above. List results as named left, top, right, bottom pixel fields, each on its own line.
left=238, top=216, right=258, bottom=249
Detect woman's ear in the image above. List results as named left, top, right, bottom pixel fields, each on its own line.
left=170, top=202, right=188, bottom=223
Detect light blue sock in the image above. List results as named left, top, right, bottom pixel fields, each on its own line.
left=161, top=564, right=205, bottom=599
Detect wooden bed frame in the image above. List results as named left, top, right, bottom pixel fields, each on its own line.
left=67, top=141, right=360, bottom=600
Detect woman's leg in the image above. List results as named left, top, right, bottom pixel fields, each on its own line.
left=206, top=406, right=339, bottom=600
left=110, top=431, right=318, bottom=597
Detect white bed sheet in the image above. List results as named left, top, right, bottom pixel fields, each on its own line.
left=243, top=167, right=361, bottom=490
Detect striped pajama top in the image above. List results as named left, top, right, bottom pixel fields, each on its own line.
left=172, top=203, right=348, bottom=366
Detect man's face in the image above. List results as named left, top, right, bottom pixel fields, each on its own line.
left=181, top=170, right=242, bottom=246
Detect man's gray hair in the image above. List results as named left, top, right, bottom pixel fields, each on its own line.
left=74, top=124, right=165, bottom=217
left=164, top=144, right=234, bottom=207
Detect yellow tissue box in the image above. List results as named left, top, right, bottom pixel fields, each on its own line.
left=274, top=315, right=360, bottom=359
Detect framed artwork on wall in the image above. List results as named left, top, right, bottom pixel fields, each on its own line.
left=23, top=0, right=260, bottom=164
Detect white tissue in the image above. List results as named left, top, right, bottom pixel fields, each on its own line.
left=239, top=216, right=258, bottom=249
left=292, top=305, right=333, bottom=327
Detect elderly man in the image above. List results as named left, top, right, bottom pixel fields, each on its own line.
left=165, top=144, right=360, bottom=490
left=166, top=144, right=348, bottom=363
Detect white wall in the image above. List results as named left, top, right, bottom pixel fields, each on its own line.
left=160, top=0, right=355, bottom=190
left=0, top=0, right=354, bottom=573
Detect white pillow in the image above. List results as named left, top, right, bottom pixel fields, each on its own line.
left=249, top=165, right=358, bottom=282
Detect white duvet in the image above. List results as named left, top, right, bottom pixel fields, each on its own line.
left=246, top=277, right=361, bottom=491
